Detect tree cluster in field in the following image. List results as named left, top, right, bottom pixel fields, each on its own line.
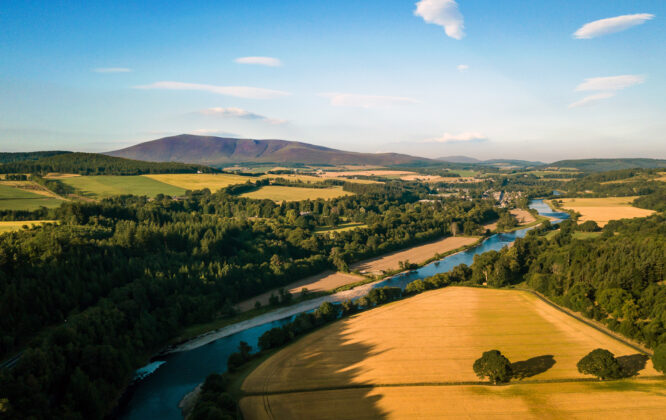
left=0, top=185, right=497, bottom=419
left=0, top=152, right=215, bottom=175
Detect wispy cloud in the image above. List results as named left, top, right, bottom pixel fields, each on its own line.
left=94, top=67, right=131, bottom=73
left=414, top=0, right=465, bottom=40
left=234, top=56, right=282, bottom=67
left=575, top=75, right=645, bottom=91
left=424, top=132, right=487, bottom=143
left=134, top=81, right=290, bottom=99
left=320, top=93, right=418, bottom=108
left=569, top=75, right=644, bottom=108
left=199, top=107, right=286, bottom=124
left=574, top=13, right=655, bottom=39
left=457, top=64, right=469, bottom=72
left=568, top=93, right=616, bottom=109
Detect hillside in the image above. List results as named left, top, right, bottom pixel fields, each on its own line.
left=0, top=151, right=70, bottom=164
left=437, top=155, right=480, bottom=164
left=0, top=152, right=215, bottom=175
left=544, top=158, right=666, bottom=172
left=107, top=134, right=431, bottom=166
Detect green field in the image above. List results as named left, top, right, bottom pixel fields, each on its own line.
left=0, top=184, right=63, bottom=210
left=314, top=222, right=367, bottom=235
left=240, top=185, right=353, bottom=202
left=60, top=176, right=187, bottom=198
left=447, top=169, right=479, bottom=177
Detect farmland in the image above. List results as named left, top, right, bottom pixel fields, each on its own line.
left=59, top=175, right=186, bottom=198
left=0, top=220, right=54, bottom=234
left=144, top=173, right=251, bottom=192
left=240, top=185, right=353, bottom=202
left=314, top=222, right=367, bottom=235
left=555, top=197, right=655, bottom=227
left=351, top=236, right=478, bottom=275
left=240, top=287, right=662, bottom=419
left=0, top=184, right=63, bottom=210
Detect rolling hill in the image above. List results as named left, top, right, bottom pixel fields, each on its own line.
left=543, top=158, right=666, bottom=172
left=107, top=134, right=432, bottom=166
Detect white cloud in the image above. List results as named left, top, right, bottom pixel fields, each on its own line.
left=457, top=64, right=469, bottom=72
left=575, top=75, right=645, bottom=91
left=234, top=56, right=282, bottom=67
left=568, top=93, right=616, bottom=108
left=94, top=67, right=131, bottom=73
left=320, top=93, right=418, bottom=108
left=574, top=13, right=655, bottom=39
left=134, top=81, right=290, bottom=99
left=199, top=107, right=287, bottom=124
left=425, top=132, right=487, bottom=143
left=414, top=0, right=465, bottom=40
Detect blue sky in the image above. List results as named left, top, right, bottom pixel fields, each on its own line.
left=1, top=0, right=664, bottom=161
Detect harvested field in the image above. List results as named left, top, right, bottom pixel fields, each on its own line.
left=320, top=170, right=415, bottom=178
left=351, top=236, right=478, bottom=275
left=0, top=220, right=55, bottom=233
left=43, top=173, right=81, bottom=179
left=558, top=197, right=655, bottom=227
left=241, top=287, right=662, bottom=419
left=236, top=271, right=366, bottom=312
left=240, top=186, right=352, bottom=202
left=144, top=173, right=250, bottom=192
left=510, top=208, right=536, bottom=224
left=261, top=174, right=381, bottom=185
left=60, top=175, right=186, bottom=198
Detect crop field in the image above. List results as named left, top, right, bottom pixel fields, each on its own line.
left=60, top=175, right=186, bottom=198
left=236, top=271, right=366, bottom=312
left=314, top=222, right=367, bottom=235
left=261, top=174, right=381, bottom=184
left=320, top=170, right=415, bottom=179
left=351, top=236, right=478, bottom=275
left=557, top=197, right=655, bottom=227
left=240, top=186, right=353, bottom=202
left=0, top=184, right=63, bottom=210
left=144, top=173, right=251, bottom=192
left=240, top=287, right=663, bottom=419
left=0, top=220, right=55, bottom=233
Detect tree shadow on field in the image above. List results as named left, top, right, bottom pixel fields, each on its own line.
left=511, top=355, right=556, bottom=380
left=617, top=354, right=649, bottom=377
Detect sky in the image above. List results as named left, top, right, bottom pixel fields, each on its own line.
left=1, top=0, right=665, bottom=162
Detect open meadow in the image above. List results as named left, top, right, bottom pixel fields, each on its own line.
left=59, top=175, right=186, bottom=198
left=240, top=185, right=353, bottom=202
left=144, top=173, right=251, bottom=192
left=351, top=236, right=479, bottom=275
left=240, top=287, right=663, bottom=419
left=556, top=197, right=655, bottom=227
left=0, top=220, right=55, bottom=233
left=0, top=184, right=63, bottom=210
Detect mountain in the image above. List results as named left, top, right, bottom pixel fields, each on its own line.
left=437, top=155, right=480, bottom=164
left=107, top=134, right=432, bottom=166
left=542, top=158, right=666, bottom=172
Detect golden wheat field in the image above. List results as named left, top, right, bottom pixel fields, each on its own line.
left=557, top=197, right=655, bottom=227
left=240, top=287, right=663, bottom=419
left=350, top=236, right=478, bottom=275
left=143, top=173, right=252, bottom=191
left=240, top=185, right=353, bottom=202
left=0, top=220, right=55, bottom=233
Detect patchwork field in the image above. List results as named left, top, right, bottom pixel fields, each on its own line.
left=60, top=175, right=186, bottom=198
left=144, top=173, right=251, bottom=191
left=557, top=197, right=655, bottom=227
left=0, top=184, right=63, bottom=210
left=240, top=287, right=663, bottom=419
left=0, top=220, right=55, bottom=233
left=240, top=186, right=353, bottom=202
left=351, top=236, right=478, bottom=275
left=236, top=271, right=366, bottom=312
left=320, top=170, right=414, bottom=179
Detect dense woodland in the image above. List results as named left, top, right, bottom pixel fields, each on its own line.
left=0, top=151, right=70, bottom=164
left=0, top=152, right=215, bottom=175
left=0, top=185, right=498, bottom=419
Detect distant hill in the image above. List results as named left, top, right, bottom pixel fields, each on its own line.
left=437, top=155, right=480, bottom=164
left=0, top=151, right=70, bottom=164
left=437, top=156, right=543, bottom=168
left=543, top=158, right=666, bottom=172
left=0, top=152, right=215, bottom=175
left=107, top=134, right=432, bottom=166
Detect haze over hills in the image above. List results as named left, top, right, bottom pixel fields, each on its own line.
left=107, top=134, right=432, bottom=167
left=542, top=158, right=666, bottom=172
left=438, top=156, right=545, bottom=167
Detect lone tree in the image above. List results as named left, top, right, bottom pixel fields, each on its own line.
left=577, top=348, right=623, bottom=380
left=473, top=350, right=513, bottom=384
left=653, top=343, right=666, bottom=374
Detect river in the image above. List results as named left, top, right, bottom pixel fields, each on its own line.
left=117, top=199, right=568, bottom=419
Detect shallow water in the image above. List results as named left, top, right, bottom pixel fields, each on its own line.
left=117, top=200, right=568, bottom=419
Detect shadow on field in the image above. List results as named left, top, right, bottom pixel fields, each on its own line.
left=617, top=354, right=649, bottom=377
left=511, top=355, right=556, bottom=379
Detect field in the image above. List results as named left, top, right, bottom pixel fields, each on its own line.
left=262, top=174, right=381, bottom=185
left=236, top=271, right=366, bottom=312
left=399, top=174, right=482, bottom=183
left=240, top=287, right=663, bottom=419
left=60, top=175, right=186, bottom=198
left=350, top=236, right=478, bottom=275
left=510, top=208, right=536, bottom=224
left=557, top=197, right=655, bottom=227
left=144, top=173, right=251, bottom=192
left=314, top=222, right=367, bottom=235
left=240, top=186, right=353, bottom=202
left=0, top=184, right=64, bottom=210
left=0, top=220, right=55, bottom=233
left=320, top=170, right=415, bottom=179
